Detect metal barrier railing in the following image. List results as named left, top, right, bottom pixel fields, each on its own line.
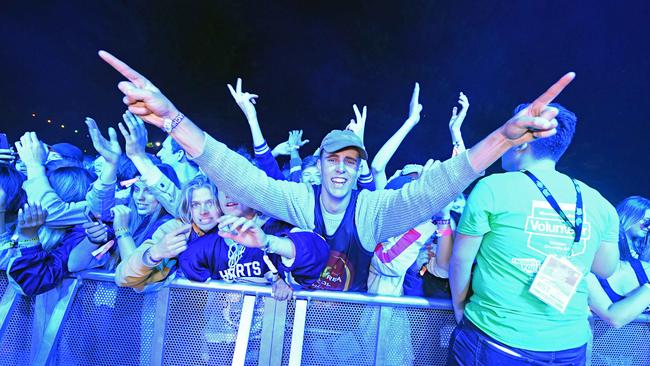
left=1, top=270, right=649, bottom=366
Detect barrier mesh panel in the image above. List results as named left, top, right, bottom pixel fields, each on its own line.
left=299, top=300, right=380, bottom=366
left=0, top=289, right=35, bottom=366
left=280, top=300, right=296, bottom=365
left=407, top=307, right=455, bottom=366
left=591, top=318, right=650, bottom=366
left=55, top=280, right=155, bottom=366
left=0, top=272, right=7, bottom=297
left=164, top=288, right=265, bottom=366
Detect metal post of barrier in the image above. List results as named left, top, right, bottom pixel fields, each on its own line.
left=288, top=299, right=308, bottom=366
left=0, top=285, right=19, bottom=338
left=150, top=287, right=171, bottom=366
left=33, top=278, right=80, bottom=366
left=258, top=297, right=288, bottom=366
left=232, top=295, right=257, bottom=366
left=374, top=306, right=393, bottom=365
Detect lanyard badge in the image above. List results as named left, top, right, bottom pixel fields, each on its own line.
left=522, top=170, right=584, bottom=313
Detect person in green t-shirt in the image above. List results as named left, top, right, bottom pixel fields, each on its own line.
left=448, top=103, right=620, bottom=366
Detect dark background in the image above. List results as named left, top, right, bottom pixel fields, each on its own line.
left=0, top=1, right=648, bottom=203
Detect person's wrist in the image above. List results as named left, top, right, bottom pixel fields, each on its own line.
left=261, top=234, right=273, bottom=253
left=114, top=226, right=131, bottom=239
left=26, top=164, right=46, bottom=176
left=148, top=246, right=163, bottom=262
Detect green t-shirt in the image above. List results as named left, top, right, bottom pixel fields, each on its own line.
left=458, top=168, right=619, bottom=351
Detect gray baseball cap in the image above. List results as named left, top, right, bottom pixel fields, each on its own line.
left=319, top=130, right=368, bottom=160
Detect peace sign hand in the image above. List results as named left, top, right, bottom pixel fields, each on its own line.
left=499, top=72, right=575, bottom=146
left=99, top=50, right=180, bottom=128
left=227, top=78, right=259, bottom=121
left=345, top=104, right=367, bottom=144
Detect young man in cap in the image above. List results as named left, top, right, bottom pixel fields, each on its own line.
left=98, top=49, right=574, bottom=292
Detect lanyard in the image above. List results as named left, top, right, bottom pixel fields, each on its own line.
left=522, top=170, right=583, bottom=255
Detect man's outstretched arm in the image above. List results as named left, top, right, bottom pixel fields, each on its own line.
left=98, top=50, right=316, bottom=229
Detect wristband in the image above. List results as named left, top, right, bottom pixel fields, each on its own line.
left=18, top=237, right=39, bottom=246
left=434, top=219, right=451, bottom=226
left=163, top=112, right=185, bottom=133
left=116, top=231, right=132, bottom=240
left=142, top=247, right=162, bottom=267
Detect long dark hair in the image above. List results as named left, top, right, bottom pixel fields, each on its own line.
left=616, top=196, right=650, bottom=262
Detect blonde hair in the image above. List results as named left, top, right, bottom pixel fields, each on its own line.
left=178, top=175, right=221, bottom=225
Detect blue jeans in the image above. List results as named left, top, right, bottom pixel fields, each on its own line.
left=447, top=317, right=586, bottom=366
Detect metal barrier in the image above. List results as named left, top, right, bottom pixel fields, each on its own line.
left=0, top=270, right=649, bottom=366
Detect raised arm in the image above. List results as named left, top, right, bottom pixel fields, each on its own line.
left=84, top=117, right=121, bottom=220
left=120, top=111, right=181, bottom=215
left=371, top=83, right=422, bottom=189
left=449, top=92, right=470, bottom=155
left=15, top=132, right=88, bottom=228
left=99, top=50, right=315, bottom=229
left=466, top=72, right=575, bottom=171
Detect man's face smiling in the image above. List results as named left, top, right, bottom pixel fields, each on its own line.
left=318, top=148, right=360, bottom=201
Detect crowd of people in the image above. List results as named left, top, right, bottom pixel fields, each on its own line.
left=0, top=50, right=648, bottom=365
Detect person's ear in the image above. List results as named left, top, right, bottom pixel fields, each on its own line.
left=174, top=149, right=185, bottom=162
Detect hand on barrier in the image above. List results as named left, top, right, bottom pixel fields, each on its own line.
left=271, top=278, right=293, bottom=301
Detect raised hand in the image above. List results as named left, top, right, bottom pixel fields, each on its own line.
left=287, top=130, right=309, bottom=151
left=14, top=132, right=47, bottom=168
left=216, top=214, right=266, bottom=248
left=149, top=224, right=191, bottom=261
left=118, top=111, right=149, bottom=160
left=345, top=104, right=367, bottom=143
left=406, top=82, right=423, bottom=127
left=17, top=202, right=47, bottom=239
left=227, top=78, right=259, bottom=121
left=85, top=117, right=122, bottom=165
left=0, top=147, right=16, bottom=165
left=499, top=72, right=575, bottom=146
left=110, top=205, right=132, bottom=231
left=449, top=92, right=469, bottom=134
left=98, top=50, right=180, bottom=127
